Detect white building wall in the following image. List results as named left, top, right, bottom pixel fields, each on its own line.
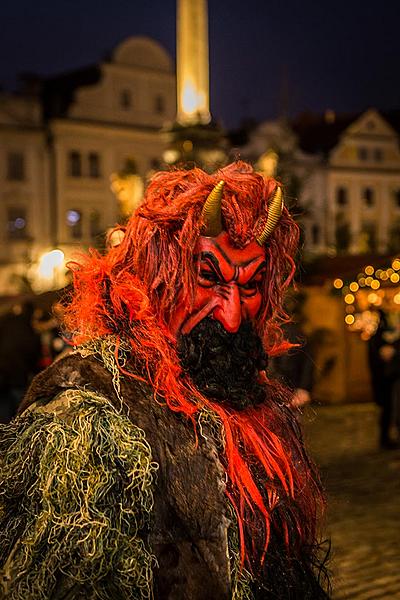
left=0, top=36, right=176, bottom=295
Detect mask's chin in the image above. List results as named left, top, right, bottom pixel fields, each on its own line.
left=177, top=317, right=268, bottom=410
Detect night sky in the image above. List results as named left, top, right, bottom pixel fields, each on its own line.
left=1, top=0, right=399, bottom=129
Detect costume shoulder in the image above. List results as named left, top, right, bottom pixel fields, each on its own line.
left=0, top=355, right=158, bottom=599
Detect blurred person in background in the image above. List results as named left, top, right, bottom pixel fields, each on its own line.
left=269, top=292, right=315, bottom=410
left=368, top=309, right=400, bottom=449
left=0, top=301, right=41, bottom=422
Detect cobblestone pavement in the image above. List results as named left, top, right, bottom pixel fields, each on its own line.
left=303, top=402, right=400, bottom=600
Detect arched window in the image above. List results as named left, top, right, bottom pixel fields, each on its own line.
left=363, top=187, right=375, bottom=207
left=336, top=187, right=348, bottom=206
left=68, top=151, right=82, bottom=177
left=89, top=153, right=101, bottom=178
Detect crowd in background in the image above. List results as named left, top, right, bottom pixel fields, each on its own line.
left=0, top=301, right=67, bottom=423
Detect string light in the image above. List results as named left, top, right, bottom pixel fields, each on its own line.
left=332, top=260, right=400, bottom=340
left=392, top=259, right=400, bottom=271
left=391, top=272, right=400, bottom=283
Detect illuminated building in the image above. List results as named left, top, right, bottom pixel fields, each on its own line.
left=0, top=37, right=176, bottom=293
left=234, top=109, right=400, bottom=257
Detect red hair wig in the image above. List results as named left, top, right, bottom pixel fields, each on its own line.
left=63, top=162, right=324, bottom=569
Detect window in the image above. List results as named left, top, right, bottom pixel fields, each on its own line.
left=68, top=151, right=82, bottom=177
left=89, top=210, right=101, bottom=240
left=335, top=221, right=351, bottom=253
left=120, top=89, right=132, bottom=110
left=7, top=207, right=27, bottom=239
left=311, top=224, right=320, bottom=245
left=154, top=94, right=165, bottom=115
left=7, top=152, right=25, bottom=181
left=336, top=187, right=348, bottom=206
left=362, top=222, right=377, bottom=252
left=374, top=148, right=383, bottom=162
left=66, top=209, right=82, bottom=239
left=89, top=152, right=101, bottom=178
left=358, top=147, right=368, bottom=161
left=388, top=219, right=400, bottom=253
left=363, top=187, right=375, bottom=207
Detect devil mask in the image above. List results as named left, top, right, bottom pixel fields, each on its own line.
left=169, top=180, right=283, bottom=338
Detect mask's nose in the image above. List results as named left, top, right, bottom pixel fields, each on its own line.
left=212, top=283, right=242, bottom=333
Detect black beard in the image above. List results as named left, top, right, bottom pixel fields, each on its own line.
left=177, top=317, right=268, bottom=410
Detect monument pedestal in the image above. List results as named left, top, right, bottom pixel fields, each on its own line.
left=163, top=121, right=228, bottom=172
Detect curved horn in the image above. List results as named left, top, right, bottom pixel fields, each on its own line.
left=256, top=186, right=284, bottom=245
left=200, top=180, right=225, bottom=237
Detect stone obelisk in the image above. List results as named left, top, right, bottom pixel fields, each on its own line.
left=163, top=0, right=227, bottom=171
left=177, top=0, right=211, bottom=126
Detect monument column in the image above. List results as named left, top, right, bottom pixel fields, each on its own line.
left=163, top=0, right=227, bottom=172
left=177, top=0, right=211, bottom=125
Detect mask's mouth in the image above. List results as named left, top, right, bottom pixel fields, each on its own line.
left=177, top=317, right=268, bottom=410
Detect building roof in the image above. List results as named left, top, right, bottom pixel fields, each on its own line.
left=41, top=65, right=101, bottom=120
left=291, top=112, right=361, bottom=155
left=291, top=109, right=400, bottom=156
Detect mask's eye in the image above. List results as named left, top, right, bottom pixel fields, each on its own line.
left=199, top=269, right=219, bottom=287
left=240, top=273, right=264, bottom=296
left=241, top=281, right=258, bottom=291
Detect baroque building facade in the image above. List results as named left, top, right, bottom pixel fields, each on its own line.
left=234, top=108, right=400, bottom=258
left=0, top=36, right=176, bottom=294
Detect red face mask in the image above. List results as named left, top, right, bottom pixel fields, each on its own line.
left=170, top=231, right=267, bottom=337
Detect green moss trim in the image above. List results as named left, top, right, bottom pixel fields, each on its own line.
left=0, top=390, right=158, bottom=599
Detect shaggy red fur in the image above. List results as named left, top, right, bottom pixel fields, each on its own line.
left=62, top=161, right=324, bottom=568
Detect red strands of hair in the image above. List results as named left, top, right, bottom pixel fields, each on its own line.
left=62, top=161, right=323, bottom=568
